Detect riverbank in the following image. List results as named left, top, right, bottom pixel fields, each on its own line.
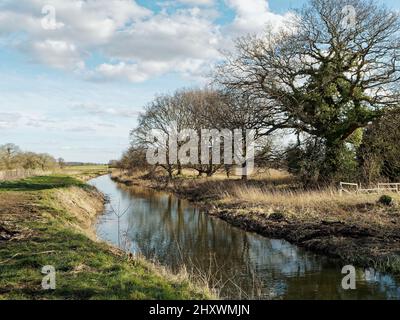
left=0, top=168, right=213, bottom=299
left=111, top=170, right=400, bottom=275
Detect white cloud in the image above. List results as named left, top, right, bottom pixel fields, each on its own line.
left=0, top=0, right=288, bottom=82
left=93, top=61, right=171, bottom=83
left=30, top=39, right=84, bottom=70
left=106, top=10, right=220, bottom=62
left=0, top=0, right=152, bottom=72
left=96, top=8, right=222, bottom=81
left=226, top=0, right=291, bottom=35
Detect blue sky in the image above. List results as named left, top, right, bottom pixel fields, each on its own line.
left=0, top=0, right=399, bottom=163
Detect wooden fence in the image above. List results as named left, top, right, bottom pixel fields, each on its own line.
left=340, top=182, right=400, bottom=195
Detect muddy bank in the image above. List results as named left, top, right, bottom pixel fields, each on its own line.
left=111, top=173, right=400, bottom=274
left=213, top=208, right=400, bottom=273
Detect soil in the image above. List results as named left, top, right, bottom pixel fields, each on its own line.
left=0, top=193, right=39, bottom=242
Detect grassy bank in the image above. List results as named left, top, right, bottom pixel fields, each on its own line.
left=112, top=169, right=400, bottom=275
left=0, top=168, right=213, bottom=300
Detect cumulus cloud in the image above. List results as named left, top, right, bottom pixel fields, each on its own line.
left=226, top=0, right=292, bottom=35
left=0, top=0, right=287, bottom=82
left=0, top=0, right=152, bottom=71
left=105, top=9, right=220, bottom=62
left=30, top=39, right=84, bottom=70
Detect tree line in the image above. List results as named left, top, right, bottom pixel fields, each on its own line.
left=0, top=143, right=61, bottom=171
left=118, top=0, right=400, bottom=186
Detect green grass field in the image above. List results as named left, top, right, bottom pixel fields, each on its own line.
left=0, top=175, right=86, bottom=192
left=0, top=167, right=212, bottom=300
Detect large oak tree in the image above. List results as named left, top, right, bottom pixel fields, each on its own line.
left=217, top=0, right=400, bottom=182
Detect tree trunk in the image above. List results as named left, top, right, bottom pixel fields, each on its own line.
left=241, top=128, right=248, bottom=181
left=206, top=165, right=213, bottom=177
left=225, top=165, right=231, bottom=178
left=177, top=161, right=182, bottom=175
left=167, top=164, right=173, bottom=179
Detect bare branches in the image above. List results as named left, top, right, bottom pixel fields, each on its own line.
left=214, top=0, right=400, bottom=182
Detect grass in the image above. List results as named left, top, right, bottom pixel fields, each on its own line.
left=0, top=167, right=213, bottom=300
left=0, top=175, right=86, bottom=192
left=0, top=208, right=208, bottom=299
left=222, top=184, right=398, bottom=214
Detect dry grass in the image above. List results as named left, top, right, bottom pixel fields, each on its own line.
left=225, top=185, right=383, bottom=208
left=175, top=167, right=294, bottom=182
left=221, top=184, right=400, bottom=225
left=47, top=186, right=105, bottom=239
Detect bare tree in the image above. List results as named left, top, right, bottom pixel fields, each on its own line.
left=0, top=143, right=21, bottom=170
left=207, top=90, right=278, bottom=180
left=132, top=92, right=192, bottom=179
left=129, top=88, right=279, bottom=179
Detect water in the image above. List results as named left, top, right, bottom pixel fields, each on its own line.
left=89, top=175, right=400, bottom=299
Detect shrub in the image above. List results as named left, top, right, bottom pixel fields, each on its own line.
left=378, top=195, right=394, bottom=206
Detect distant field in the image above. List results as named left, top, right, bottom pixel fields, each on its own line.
left=0, top=165, right=110, bottom=182
left=64, top=165, right=109, bottom=171
left=61, top=165, right=110, bottom=181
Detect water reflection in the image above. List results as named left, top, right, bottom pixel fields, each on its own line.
left=90, top=175, right=400, bottom=300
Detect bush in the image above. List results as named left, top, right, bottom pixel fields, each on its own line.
left=285, top=138, right=325, bottom=186
left=378, top=195, right=394, bottom=206
left=358, top=111, right=400, bottom=184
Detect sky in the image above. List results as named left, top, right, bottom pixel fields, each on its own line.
left=0, top=0, right=399, bottom=163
